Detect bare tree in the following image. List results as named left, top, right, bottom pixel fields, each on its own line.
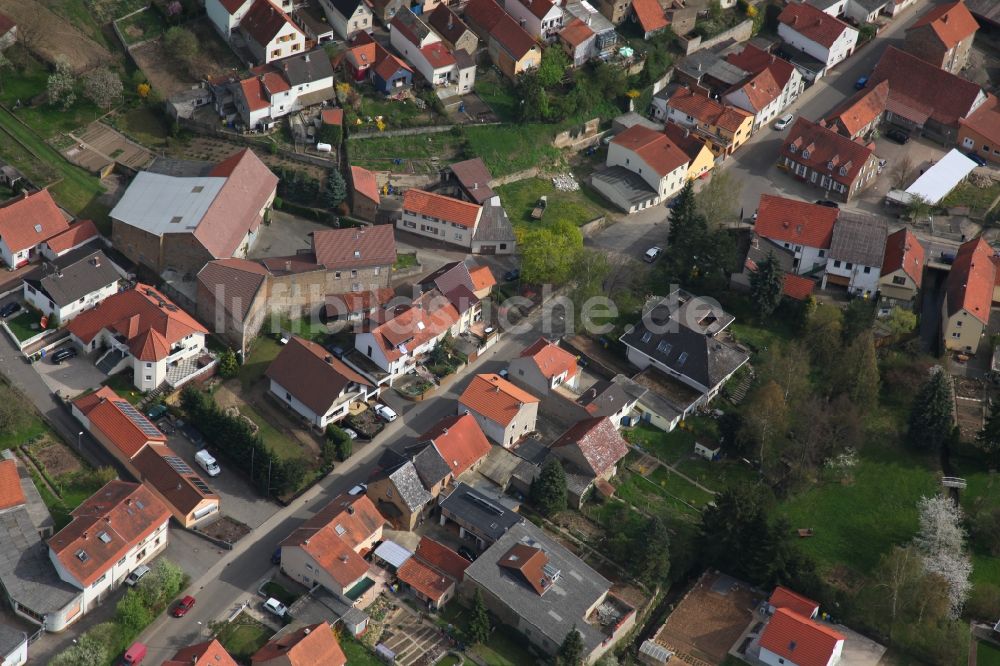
left=890, top=155, right=915, bottom=189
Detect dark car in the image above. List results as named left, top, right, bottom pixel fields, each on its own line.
left=0, top=302, right=21, bottom=318
left=271, top=548, right=282, bottom=565
left=147, top=404, right=168, bottom=420
left=854, top=75, right=868, bottom=90
left=458, top=546, right=478, bottom=562
left=815, top=200, right=840, bottom=208
left=184, top=427, right=205, bottom=447
left=885, top=128, right=910, bottom=144
left=502, top=269, right=520, bottom=282
left=966, top=151, right=988, bottom=167
left=50, top=347, right=78, bottom=364
left=172, top=595, right=196, bottom=617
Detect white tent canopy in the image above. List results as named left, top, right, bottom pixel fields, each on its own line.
left=905, top=149, right=978, bottom=205
left=372, top=540, right=412, bottom=569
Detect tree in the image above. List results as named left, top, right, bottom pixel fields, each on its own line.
left=50, top=622, right=115, bottom=666
left=804, top=304, right=843, bottom=369
left=323, top=169, right=347, bottom=209
left=742, top=380, right=788, bottom=468
left=667, top=180, right=697, bottom=247
left=832, top=332, right=879, bottom=407
left=82, top=67, right=123, bottom=110
left=841, top=298, right=875, bottom=343
left=694, top=171, right=742, bottom=229
left=531, top=458, right=567, bottom=516
left=906, top=193, right=932, bottom=221
left=636, top=516, right=671, bottom=583
left=570, top=249, right=611, bottom=326
left=865, top=545, right=951, bottom=640
left=0, top=384, right=32, bottom=439
left=758, top=342, right=810, bottom=404
left=218, top=349, right=239, bottom=379
left=0, top=51, right=10, bottom=94
left=913, top=496, right=972, bottom=617
left=47, top=58, right=76, bottom=110
left=317, top=122, right=343, bottom=146
left=906, top=368, right=954, bottom=452
left=326, top=424, right=353, bottom=462
left=749, top=254, right=784, bottom=318
left=515, top=71, right=549, bottom=122
left=886, top=306, right=918, bottom=336
left=537, top=46, right=569, bottom=88
left=557, top=626, right=585, bottom=666
left=890, top=155, right=915, bottom=189
left=164, top=27, right=199, bottom=66
left=976, top=400, right=1000, bottom=468
left=138, top=559, right=185, bottom=608
left=518, top=219, right=584, bottom=285
left=115, top=590, right=153, bottom=633
left=468, top=589, right=491, bottom=645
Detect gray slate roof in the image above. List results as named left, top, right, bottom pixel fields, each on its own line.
left=31, top=251, right=120, bottom=308
left=828, top=213, right=889, bottom=267
left=575, top=374, right=648, bottom=419
left=388, top=461, right=434, bottom=512
left=591, top=166, right=658, bottom=206
left=473, top=198, right=517, bottom=243
left=0, top=624, right=25, bottom=659
left=277, top=49, right=335, bottom=87
left=676, top=50, right=748, bottom=86
left=463, top=521, right=610, bottom=652
left=439, top=482, right=523, bottom=543
left=0, top=506, right=81, bottom=617
left=411, top=445, right=451, bottom=488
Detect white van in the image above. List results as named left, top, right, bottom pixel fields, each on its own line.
left=195, top=450, right=220, bottom=477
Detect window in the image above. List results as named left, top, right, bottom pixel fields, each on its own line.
left=404, top=220, right=416, bottom=229
left=818, top=250, right=826, bottom=257
left=863, top=266, right=871, bottom=274
left=117, top=556, right=126, bottom=566
left=986, top=146, right=992, bottom=153
left=351, top=270, right=358, bottom=278
left=952, top=332, right=961, bottom=338
left=641, top=331, right=652, bottom=343
left=145, top=362, right=152, bottom=368
left=145, top=375, right=152, bottom=381
left=957, top=320, right=963, bottom=327
left=892, top=275, right=906, bottom=286
left=285, top=392, right=292, bottom=401
left=846, top=263, right=853, bottom=270
left=335, top=271, right=342, bottom=279
left=91, top=573, right=106, bottom=588
left=834, top=260, right=841, bottom=268
left=801, top=150, right=810, bottom=159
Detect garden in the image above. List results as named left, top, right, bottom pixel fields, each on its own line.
left=495, top=177, right=609, bottom=230
left=437, top=602, right=539, bottom=666
left=215, top=612, right=273, bottom=662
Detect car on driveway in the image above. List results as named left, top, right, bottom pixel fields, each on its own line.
left=885, top=128, right=910, bottom=144
left=644, top=246, right=662, bottom=263
left=50, top=347, right=78, bottom=364
left=263, top=597, right=288, bottom=618
left=374, top=404, right=397, bottom=422
left=966, top=152, right=988, bottom=167
left=502, top=268, right=520, bottom=282
left=0, top=302, right=20, bottom=319
left=773, top=113, right=794, bottom=130
left=271, top=548, right=282, bottom=565
left=172, top=595, right=196, bottom=617
left=124, top=564, right=150, bottom=587
left=147, top=404, right=168, bottom=420
left=342, top=428, right=358, bottom=440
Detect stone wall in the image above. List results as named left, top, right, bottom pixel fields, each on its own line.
left=677, top=18, right=753, bottom=56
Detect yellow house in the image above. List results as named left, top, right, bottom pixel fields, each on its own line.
left=878, top=228, right=925, bottom=303
left=665, top=87, right=753, bottom=157
left=488, top=13, right=542, bottom=80
left=664, top=122, right=716, bottom=180
left=942, top=238, right=994, bottom=354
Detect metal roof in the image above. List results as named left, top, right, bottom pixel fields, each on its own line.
left=110, top=172, right=225, bottom=236
left=373, top=540, right=413, bottom=569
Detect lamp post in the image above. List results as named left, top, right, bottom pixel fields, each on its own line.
left=77, top=431, right=83, bottom=453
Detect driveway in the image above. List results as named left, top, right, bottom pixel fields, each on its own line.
left=249, top=211, right=328, bottom=259
left=33, top=352, right=106, bottom=401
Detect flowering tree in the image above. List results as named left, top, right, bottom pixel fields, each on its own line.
left=913, top=495, right=972, bottom=617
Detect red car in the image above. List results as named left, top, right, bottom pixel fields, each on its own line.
left=172, top=595, right=196, bottom=617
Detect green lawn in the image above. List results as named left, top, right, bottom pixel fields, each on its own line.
left=435, top=656, right=461, bottom=666
left=3, top=311, right=46, bottom=343
left=465, top=125, right=562, bottom=177
left=778, top=454, right=938, bottom=576
left=0, top=412, right=47, bottom=450
left=117, top=106, right=170, bottom=148
left=341, top=637, right=384, bottom=665
left=623, top=423, right=694, bottom=466
left=647, top=465, right=715, bottom=507
left=495, top=177, right=606, bottom=230
left=115, top=8, right=168, bottom=45
left=472, top=625, right=539, bottom=666
left=240, top=337, right=283, bottom=389
left=239, top=403, right=305, bottom=462
left=941, top=181, right=1000, bottom=213
left=347, top=90, right=439, bottom=129
left=349, top=132, right=464, bottom=162
left=614, top=469, right=702, bottom=519
left=47, top=0, right=113, bottom=49
left=394, top=252, right=419, bottom=270
left=978, top=641, right=1000, bottom=666
left=216, top=615, right=272, bottom=662
left=675, top=457, right=759, bottom=493
left=103, top=372, right=145, bottom=405
left=474, top=73, right=519, bottom=122
left=261, top=580, right=299, bottom=606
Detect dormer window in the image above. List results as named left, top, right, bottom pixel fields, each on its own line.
left=827, top=161, right=834, bottom=170
left=788, top=144, right=797, bottom=153
left=801, top=150, right=810, bottom=159
left=839, top=166, right=848, bottom=176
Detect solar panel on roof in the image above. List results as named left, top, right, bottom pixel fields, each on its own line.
left=191, top=478, right=212, bottom=494
left=164, top=456, right=194, bottom=475
left=114, top=401, right=163, bottom=438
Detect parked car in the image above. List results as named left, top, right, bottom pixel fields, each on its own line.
left=263, top=597, right=288, bottom=618
left=374, top=404, right=397, bottom=422
left=342, top=428, right=358, bottom=440
left=195, top=450, right=220, bottom=477
left=502, top=269, right=520, bottom=282
left=815, top=200, right=840, bottom=208
left=271, top=548, right=282, bottom=565
left=172, top=595, right=196, bottom=617
left=119, top=642, right=147, bottom=666
left=184, top=426, right=205, bottom=447
left=458, top=546, right=478, bottom=562
left=966, top=151, right=988, bottom=167
left=147, top=404, right=168, bottom=420
left=50, top=347, right=78, bottom=364
left=498, top=368, right=509, bottom=379
left=885, top=128, right=910, bottom=144
left=124, top=564, right=151, bottom=587
left=941, top=252, right=956, bottom=264
left=0, top=302, right=20, bottom=318
left=644, top=246, right=662, bottom=263
left=854, top=75, right=868, bottom=90
left=773, top=113, right=794, bottom=130
left=348, top=483, right=367, bottom=496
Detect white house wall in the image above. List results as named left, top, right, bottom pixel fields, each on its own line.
left=777, top=22, right=857, bottom=70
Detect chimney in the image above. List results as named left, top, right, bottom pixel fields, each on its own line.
left=339, top=554, right=349, bottom=562
left=325, top=355, right=334, bottom=363
left=304, top=628, right=311, bottom=635
left=942, top=13, right=948, bottom=22
left=82, top=531, right=88, bottom=540
left=285, top=260, right=291, bottom=272
left=347, top=505, right=355, bottom=515
left=92, top=256, right=101, bottom=268
left=448, top=15, right=454, bottom=30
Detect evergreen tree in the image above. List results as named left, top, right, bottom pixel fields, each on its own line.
left=832, top=331, right=880, bottom=407
left=906, top=368, right=954, bottom=452
left=977, top=400, right=1000, bottom=468
left=323, top=169, right=347, bottom=208
left=531, top=458, right=567, bottom=516
left=218, top=349, right=239, bottom=379
left=842, top=298, right=876, bottom=343
left=667, top=180, right=697, bottom=247
left=749, top=254, right=784, bottom=317
left=468, top=589, right=491, bottom=645
left=557, top=626, right=584, bottom=666
left=637, top=516, right=671, bottom=583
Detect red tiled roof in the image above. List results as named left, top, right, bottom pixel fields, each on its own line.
left=611, top=124, right=690, bottom=177
left=754, top=194, right=839, bottom=249
left=491, top=12, right=539, bottom=60
left=778, top=2, right=854, bottom=48
left=350, top=165, right=380, bottom=205
left=397, top=557, right=454, bottom=601
left=870, top=46, right=984, bottom=127
left=459, top=373, right=539, bottom=427
left=945, top=237, right=995, bottom=324
left=782, top=273, right=815, bottom=301
left=960, top=93, right=1000, bottom=147
left=238, top=69, right=290, bottom=112
left=74, top=386, right=167, bottom=459
left=200, top=148, right=279, bottom=259
left=374, top=52, right=412, bottom=81
left=469, top=264, right=496, bottom=292
left=252, top=622, right=346, bottom=666
left=419, top=413, right=492, bottom=476
left=219, top=0, right=249, bottom=14
left=667, top=87, right=753, bottom=133
left=369, top=289, right=461, bottom=361
left=240, top=0, right=300, bottom=47
left=881, top=227, right=925, bottom=287
left=725, top=44, right=796, bottom=89
left=464, top=0, right=505, bottom=33
left=778, top=117, right=876, bottom=189
left=43, top=219, right=99, bottom=255
left=552, top=416, right=629, bottom=477
left=0, top=12, right=14, bottom=35
left=662, top=121, right=712, bottom=162
left=421, top=42, right=457, bottom=69
left=345, top=42, right=377, bottom=69
left=498, top=543, right=551, bottom=595
left=66, top=284, right=207, bottom=361
left=728, top=67, right=782, bottom=113
left=325, top=287, right=395, bottom=317
left=313, top=224, right=395, bottom=269
left=322, top=108, right=344, bottom=126
left=403, top=189, right=481, bottom=228
left=908, top=1, right=978, bottom=50
left=822, top=80, right=889, bottom=138
left=413, top=536, right=469, bottom=581
left=48, top=481, right=170, bottom=587
left=266, top=336, right=373, bottom=418
left=632, top=0, right=669, bottom=33
left=0, top=190, right=71, bottom=256
left=163, top=639, right=238, bottom=666
left=133, top=444, right=219, bottom=517
left=517, top=0, right=557, bottom=20
left=429, top=4, right=473, bottom=46
left=559, top=18, right=594, bottom=48
left=759, top=608, right=845, bottom=666
left=0, top=460, right=26, bottom=511
left=519, top=337, right=579, bottom=381
left=770, top=586, right=820, bottom=618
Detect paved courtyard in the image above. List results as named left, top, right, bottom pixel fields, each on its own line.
left=33, top=351, right=107, bottom=401
left=378, top=606, right=451, bottom=666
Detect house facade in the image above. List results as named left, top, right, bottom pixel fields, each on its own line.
left=366, top=461, right=434, bottom=530
left=723, top=68, right=784, bottom=133
left=508, top=338, right=580, bottom=396
left=240, top=0, right=306, bottom=64
left=942, top=237, right=995, bottom=353
left=0, top=190, right=72, bottom=269
left=753, top=194, right=838, bottom=275
left=777, top=117, right=878, bottom=201
left=457, top=374, right=539, bottom=447
left=71, top=386, right=168, bottom=478
left=488, top=13, right=543, bottom=80
left=726, top=44, right=804, bottom=121
left=664, top=87, right=754, bottom=157
left=605, top=125, right=690, bottom=202
left=503, top=0, right=564, bottom=42
left=227, top=50, right=335, bottom=130
left=821, top=213, right=888, bottom=297
left=903, top=1, right=978, bottom=75
left=958, top=94, right=1000, bottom=164
left=398, top=189, right=483, bottom=248
left=777, top=2, right=858, bottom=75
left=879, top=227, right=925, bottom=303
left=23, top=251, right=122, bottom=325
left=206, top=0, right=253, bottom=38
left=320, top=0, right=374, bottom=39
left=428, top=5, right=479, bottom=54
left=131, top=445, right=221, bottom=528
